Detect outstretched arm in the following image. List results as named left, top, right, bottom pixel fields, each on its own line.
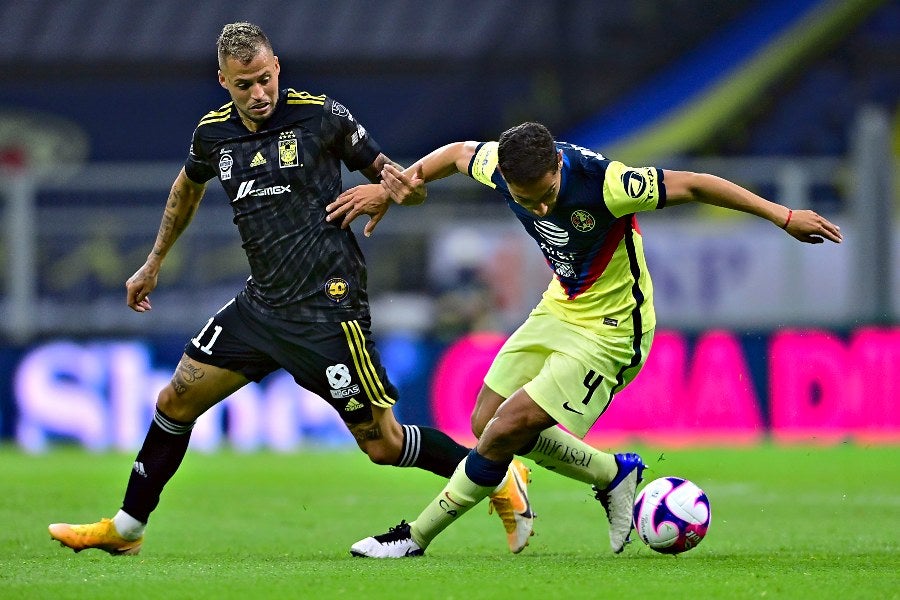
left=663, top=170, right=843, bottom=244
left=359, top=152, right=428, bottom=206
left=402, top=141, right=479, bottom=187
left=125, top=168, right=207, bottom=312
left=342, top=152, right=420, bottom=237
left=327, top=142, right=479, bottom=236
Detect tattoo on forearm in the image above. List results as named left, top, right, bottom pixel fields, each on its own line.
left=153, top=186, right=198, bottom=256
left=153, top=213, right=174, bottom=257
left=167, top=187, right=180, bottom=209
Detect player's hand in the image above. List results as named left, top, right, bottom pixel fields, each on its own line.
left=125, top=263, right=159, bottom=312
left=381, top=164, right=426, bottom=206
left=783, top=209, right=843, bottom=244
left=327, top=184, right=391, bottom=237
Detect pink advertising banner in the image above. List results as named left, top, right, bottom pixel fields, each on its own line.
left=431, top=327, right=900, bottom=447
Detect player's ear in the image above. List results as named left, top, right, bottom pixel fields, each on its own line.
left=273, top=56, right=280, bottom=75
left=218, top=70, right=227, bottom=90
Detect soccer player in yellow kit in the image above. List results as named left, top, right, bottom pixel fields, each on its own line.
left=329, top=121, right=842, bottom=557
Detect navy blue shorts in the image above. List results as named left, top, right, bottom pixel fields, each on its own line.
left=184, top=295, right=398, bottom=424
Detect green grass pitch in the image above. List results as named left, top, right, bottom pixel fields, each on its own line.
left=1, top=444, right=897, bottom=599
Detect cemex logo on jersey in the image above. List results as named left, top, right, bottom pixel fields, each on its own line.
left=235, top=180, right=292, bottom=201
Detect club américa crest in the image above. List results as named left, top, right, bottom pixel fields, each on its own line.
left=571, top=210, right=595, bottom=232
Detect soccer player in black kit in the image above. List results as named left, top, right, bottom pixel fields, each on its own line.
left=48, top=22, right=534, bottom=556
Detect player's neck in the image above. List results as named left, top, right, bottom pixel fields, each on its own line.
left=240, top=116, right=261, bottom=132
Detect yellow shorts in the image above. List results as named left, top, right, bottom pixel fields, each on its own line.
left=483, top=305, right=654, bottom=438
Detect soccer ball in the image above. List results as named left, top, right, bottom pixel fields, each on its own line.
left=632, top=476, right=710, bottom=554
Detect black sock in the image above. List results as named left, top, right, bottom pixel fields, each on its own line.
left=121, top=407, right=194, bottom=523
left=395, top=424, right=469, bottom=478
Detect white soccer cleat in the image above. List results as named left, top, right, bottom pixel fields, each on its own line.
left=350, top=520, right=424, bottom=558
left=592, top=452, right=646, bottom=553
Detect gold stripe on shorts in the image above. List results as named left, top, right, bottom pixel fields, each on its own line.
left=341, top=320, right=395, bottom=408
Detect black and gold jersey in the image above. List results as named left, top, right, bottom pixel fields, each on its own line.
left=184, top=89, right=381, bottom=322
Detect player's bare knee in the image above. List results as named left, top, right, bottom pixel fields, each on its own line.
left=471, top=385, right=503, bottom=439
left=155, top=385, right=182, bottom=418
left=156, top=382, right=203, bottom=423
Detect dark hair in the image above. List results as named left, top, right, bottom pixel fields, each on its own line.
left=217, top=22, right=273, bottom=68
left=497, top=122, right=558, bottom=185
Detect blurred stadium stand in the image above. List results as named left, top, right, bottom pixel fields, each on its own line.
left=0, top=0, right=763, bottom=160
left=703, top=0, right=898, bottom=157
left=0, top=0, right=897, bottom=341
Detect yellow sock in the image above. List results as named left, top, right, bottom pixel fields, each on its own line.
left=410, top=457, right=493, bottom=548
left=523, top=426, right=618, bottom=486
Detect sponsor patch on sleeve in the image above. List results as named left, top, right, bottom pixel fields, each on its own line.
left=332, top=101, right=350, bottom=118
left=603, top=161, right=661, bottom=217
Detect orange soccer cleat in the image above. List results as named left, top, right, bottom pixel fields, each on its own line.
left=49, top=518, right=143, bottom=556
left=488, top=458, right=535, bottom=553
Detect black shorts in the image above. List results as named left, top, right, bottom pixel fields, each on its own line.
left=183, top=295, right=398, bottom=424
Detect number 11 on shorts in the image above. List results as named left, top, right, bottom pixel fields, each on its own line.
left=191, top=318, right=223, bottom=355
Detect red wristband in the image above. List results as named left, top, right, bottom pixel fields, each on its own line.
left=781, top=209, right=793, bottom=229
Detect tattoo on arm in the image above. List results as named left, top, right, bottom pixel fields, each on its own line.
left=152, top=212, right=174, bottom=258
left=152, top=180, right=202, bottom=258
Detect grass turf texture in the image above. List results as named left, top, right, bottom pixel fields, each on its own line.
left=1, top=444, right=897, bottom=599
